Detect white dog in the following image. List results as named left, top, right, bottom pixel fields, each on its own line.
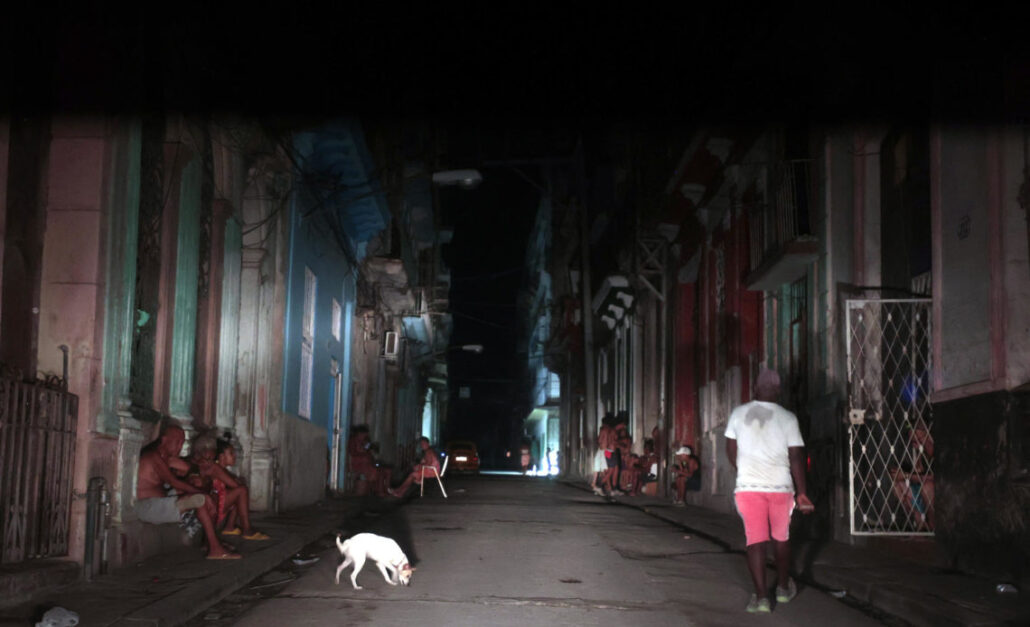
left=335, top=533, right=415, bottom=590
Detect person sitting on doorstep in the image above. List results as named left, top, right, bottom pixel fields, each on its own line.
left=194, top=432, right=270, bottom=541
left=135, top=424, right=240, bottom=560
left=636, top=438, right=660, bottom=496
left=616, top=429, right=636, bottom=494
left=347, top=424, right=388, bottom=496
left=672, top=445, right=700, bottom=506
left=367, top=441, right=393, bottom=497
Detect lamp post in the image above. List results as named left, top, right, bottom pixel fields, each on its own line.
left=431, top=169, right=483, bottom=189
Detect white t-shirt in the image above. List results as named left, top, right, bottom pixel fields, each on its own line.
left=724, top=400, right=804, bottom=493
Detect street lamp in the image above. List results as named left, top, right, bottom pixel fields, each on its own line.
left=431, top=169, right=483, bottom=189
left=433, top=343, right=483, bottom=356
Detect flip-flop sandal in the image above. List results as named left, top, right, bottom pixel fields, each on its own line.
left=221, top=527, right=242, bottom=536
left=243, top=531, right=270, bottom=541
left=206, top=552, right=242, bottom=560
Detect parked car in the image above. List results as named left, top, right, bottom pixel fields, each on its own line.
left=444, top=440, right=480, bottom=473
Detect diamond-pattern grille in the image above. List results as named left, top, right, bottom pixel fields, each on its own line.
left=846, top=299, right=934, bottom=536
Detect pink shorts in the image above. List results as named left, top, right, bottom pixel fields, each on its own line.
left=734, top=491, right=795, bottom=546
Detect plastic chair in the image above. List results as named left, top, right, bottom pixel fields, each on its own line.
left=420, top=454, right=449, bottom=498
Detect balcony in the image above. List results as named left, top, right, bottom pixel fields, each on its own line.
left=745, top=160, right=819, bottom=291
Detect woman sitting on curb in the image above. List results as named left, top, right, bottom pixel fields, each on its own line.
left=388, top=437, right=441, bottom=497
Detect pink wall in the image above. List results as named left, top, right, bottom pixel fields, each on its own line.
left=37, top=117, right=112, bottom=563
left=674, top=282, right=697, bottom=449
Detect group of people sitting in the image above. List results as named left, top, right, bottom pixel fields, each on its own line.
left=135, top=423, right=268, bottom=560
left=591, top=416, right=700, bottom=504
left=346, top=425, right=442, bottom=499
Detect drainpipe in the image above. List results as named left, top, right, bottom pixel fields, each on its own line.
left=271, top=448, right=281, bottom=513
left=59, top=344, right=69, bottom=389
left=83, top=477, right=110, bottom=580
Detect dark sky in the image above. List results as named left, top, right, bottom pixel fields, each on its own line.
left=5, top=7, right=1023, bottom=125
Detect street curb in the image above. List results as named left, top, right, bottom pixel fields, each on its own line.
left=112, top=515, right=346, bottom=627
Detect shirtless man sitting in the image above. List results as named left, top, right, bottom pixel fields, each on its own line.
left=135, top=425, right=240, bottom=559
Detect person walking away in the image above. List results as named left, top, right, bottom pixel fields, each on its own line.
left=725, top=369, right=814, bottom=613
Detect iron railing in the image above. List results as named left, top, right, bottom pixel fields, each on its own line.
left=748, top=160, right=814, bottom=273
left=0, top=373, right=78, bottom=563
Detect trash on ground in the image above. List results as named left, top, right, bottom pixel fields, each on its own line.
left=292, top=555, right=320, bottom=566
left=683, top=534, right=691, bottom=540
left=830, top=590, right=847, bottom=598
left=36, top=606, right=79, bottom=627
left=996, top=583, right=1018, bottom=594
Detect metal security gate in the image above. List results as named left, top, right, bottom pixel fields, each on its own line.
left=846, top=299, right=934, bottom=536
left=0, top=375, right=78, bottom=562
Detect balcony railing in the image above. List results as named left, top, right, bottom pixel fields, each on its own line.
left=0, top=373, right=78, bottom=563
left=748, top=160, right=814, bottom=274
left=745, top=160, right=818, bottom=290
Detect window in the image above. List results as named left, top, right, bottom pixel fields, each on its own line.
left=383, top=331, right=399, bottom=359
left=332, top=298, right=342, bottom=341
left=299, top=267, right=317, bottom=418
left=548, top=371, right=561, bottom=399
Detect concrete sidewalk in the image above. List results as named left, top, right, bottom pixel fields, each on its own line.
left=0, top=495, right=379, bottom=627
left=574, top=483, right=1030, bottom=627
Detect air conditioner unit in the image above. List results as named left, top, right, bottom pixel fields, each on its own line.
left=383, top=331, right=399, bottom=359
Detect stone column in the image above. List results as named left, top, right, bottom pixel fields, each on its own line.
left=98, top=121, right=142, bottom=435
left=215, top=217, right=242, bottom=431
left=111, top=414, right=145, bottom=525
left=167, top=158, right=202, bottom=427
left=247, top=252, right=277, bottom=510
left=234, top=246, right=263, bottom=492
left=235, top=245, right=275, bottom=510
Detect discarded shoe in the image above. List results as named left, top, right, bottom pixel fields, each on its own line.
left=746, top=594, right=771, bottom=613
left=776, top=578, right=797, bottom=603
left=243, top=531, right=271, bottom=541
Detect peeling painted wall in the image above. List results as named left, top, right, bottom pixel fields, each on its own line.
left=934, top=390, right=1030, bottom=583
left=277, top=414, right=329, bottom=510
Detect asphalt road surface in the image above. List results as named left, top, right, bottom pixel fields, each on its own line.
left=198, top=475, right=889, bottom=626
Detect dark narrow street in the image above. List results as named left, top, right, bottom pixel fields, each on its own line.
left=5, top=9, right=1030, bottom=627
left=197, top=476, right=882, bottom=626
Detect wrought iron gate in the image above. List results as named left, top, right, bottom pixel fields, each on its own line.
left=846, top=299, right=934, bottom=535
left=0, top=375, right=78, bottom=562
